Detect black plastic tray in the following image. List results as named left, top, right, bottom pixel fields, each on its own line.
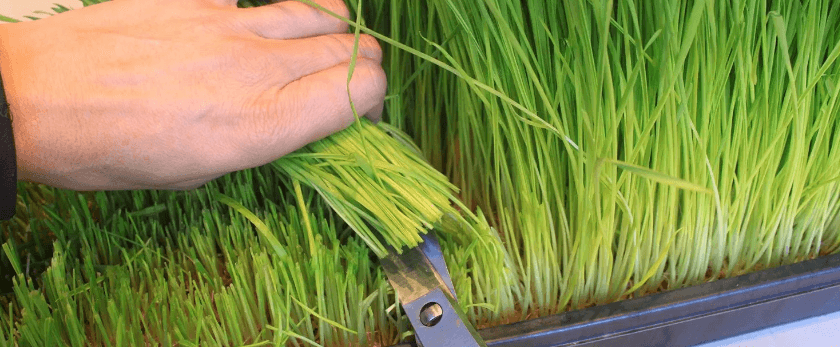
left=392, top=252, right=840, bottom=347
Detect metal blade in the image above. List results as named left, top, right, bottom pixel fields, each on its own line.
left=381, top=233, right=486, bottom=347
left=381, top=240, right=447, bottom=304
left=418, top=232, right=457, bottom=299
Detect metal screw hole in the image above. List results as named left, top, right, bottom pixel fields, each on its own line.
left=419, top=302, right=443, bottom=327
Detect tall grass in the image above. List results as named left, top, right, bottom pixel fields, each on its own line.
left=371, top=0, right=840, bottom=313
left=2, top=0, right=840, bottom=345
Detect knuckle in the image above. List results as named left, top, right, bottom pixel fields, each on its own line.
left=323, top=0, right=351, bottom=19
left=333, top=19, right=351, bottom=34
left=358, top=34, right=383, bottom=62
left=262, top=6, right=295, bottom=27
left=319, top=34, right=351, bottom=58
left=357, top=60, right=388, bottom=94
left=320, top=34, right=382, bottom=62
left=371, top=64, right=388, bottom=92
left=315, top=0, right=350, bottom=32
left=300, top=0, right=349, bottom=33
left=330, top=17, right=350, bottom=34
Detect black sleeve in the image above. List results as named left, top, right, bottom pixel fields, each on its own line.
left=0, top=66, right=17, bottom=220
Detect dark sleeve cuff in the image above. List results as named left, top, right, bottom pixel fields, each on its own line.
left=0, top=70, right=17, bottom=221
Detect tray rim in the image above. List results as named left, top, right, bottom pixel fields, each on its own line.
left=392, top=252, right=840, bottom=347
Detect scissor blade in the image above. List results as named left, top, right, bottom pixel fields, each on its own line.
left=381, top=241, right=444, bottom=304
left=418, top=233, right=457, bottom=300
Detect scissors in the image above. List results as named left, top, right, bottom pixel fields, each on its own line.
left=381, top=232, right=487, bottom=347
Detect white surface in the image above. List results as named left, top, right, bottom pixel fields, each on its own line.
left=697, top=310, right=840, bottom=347
left=0, top=0, right=82, bottom=20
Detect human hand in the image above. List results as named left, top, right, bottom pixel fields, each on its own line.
left=0, top=0, right=385, bottom=190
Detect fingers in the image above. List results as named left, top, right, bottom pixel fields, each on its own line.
left=238, top=0, right=350, bottom=39
left=284, top=58, right=387, bottom=141
left=247, top=33, right=381, bottom=85
left=240, top=59, right=386, bottom=166
left=286, top=32, right=381, bottom=63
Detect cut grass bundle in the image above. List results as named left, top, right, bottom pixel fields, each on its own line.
left=273, top=120, right=461, bottom=257
left=3, top=0, right=840, bottom=345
